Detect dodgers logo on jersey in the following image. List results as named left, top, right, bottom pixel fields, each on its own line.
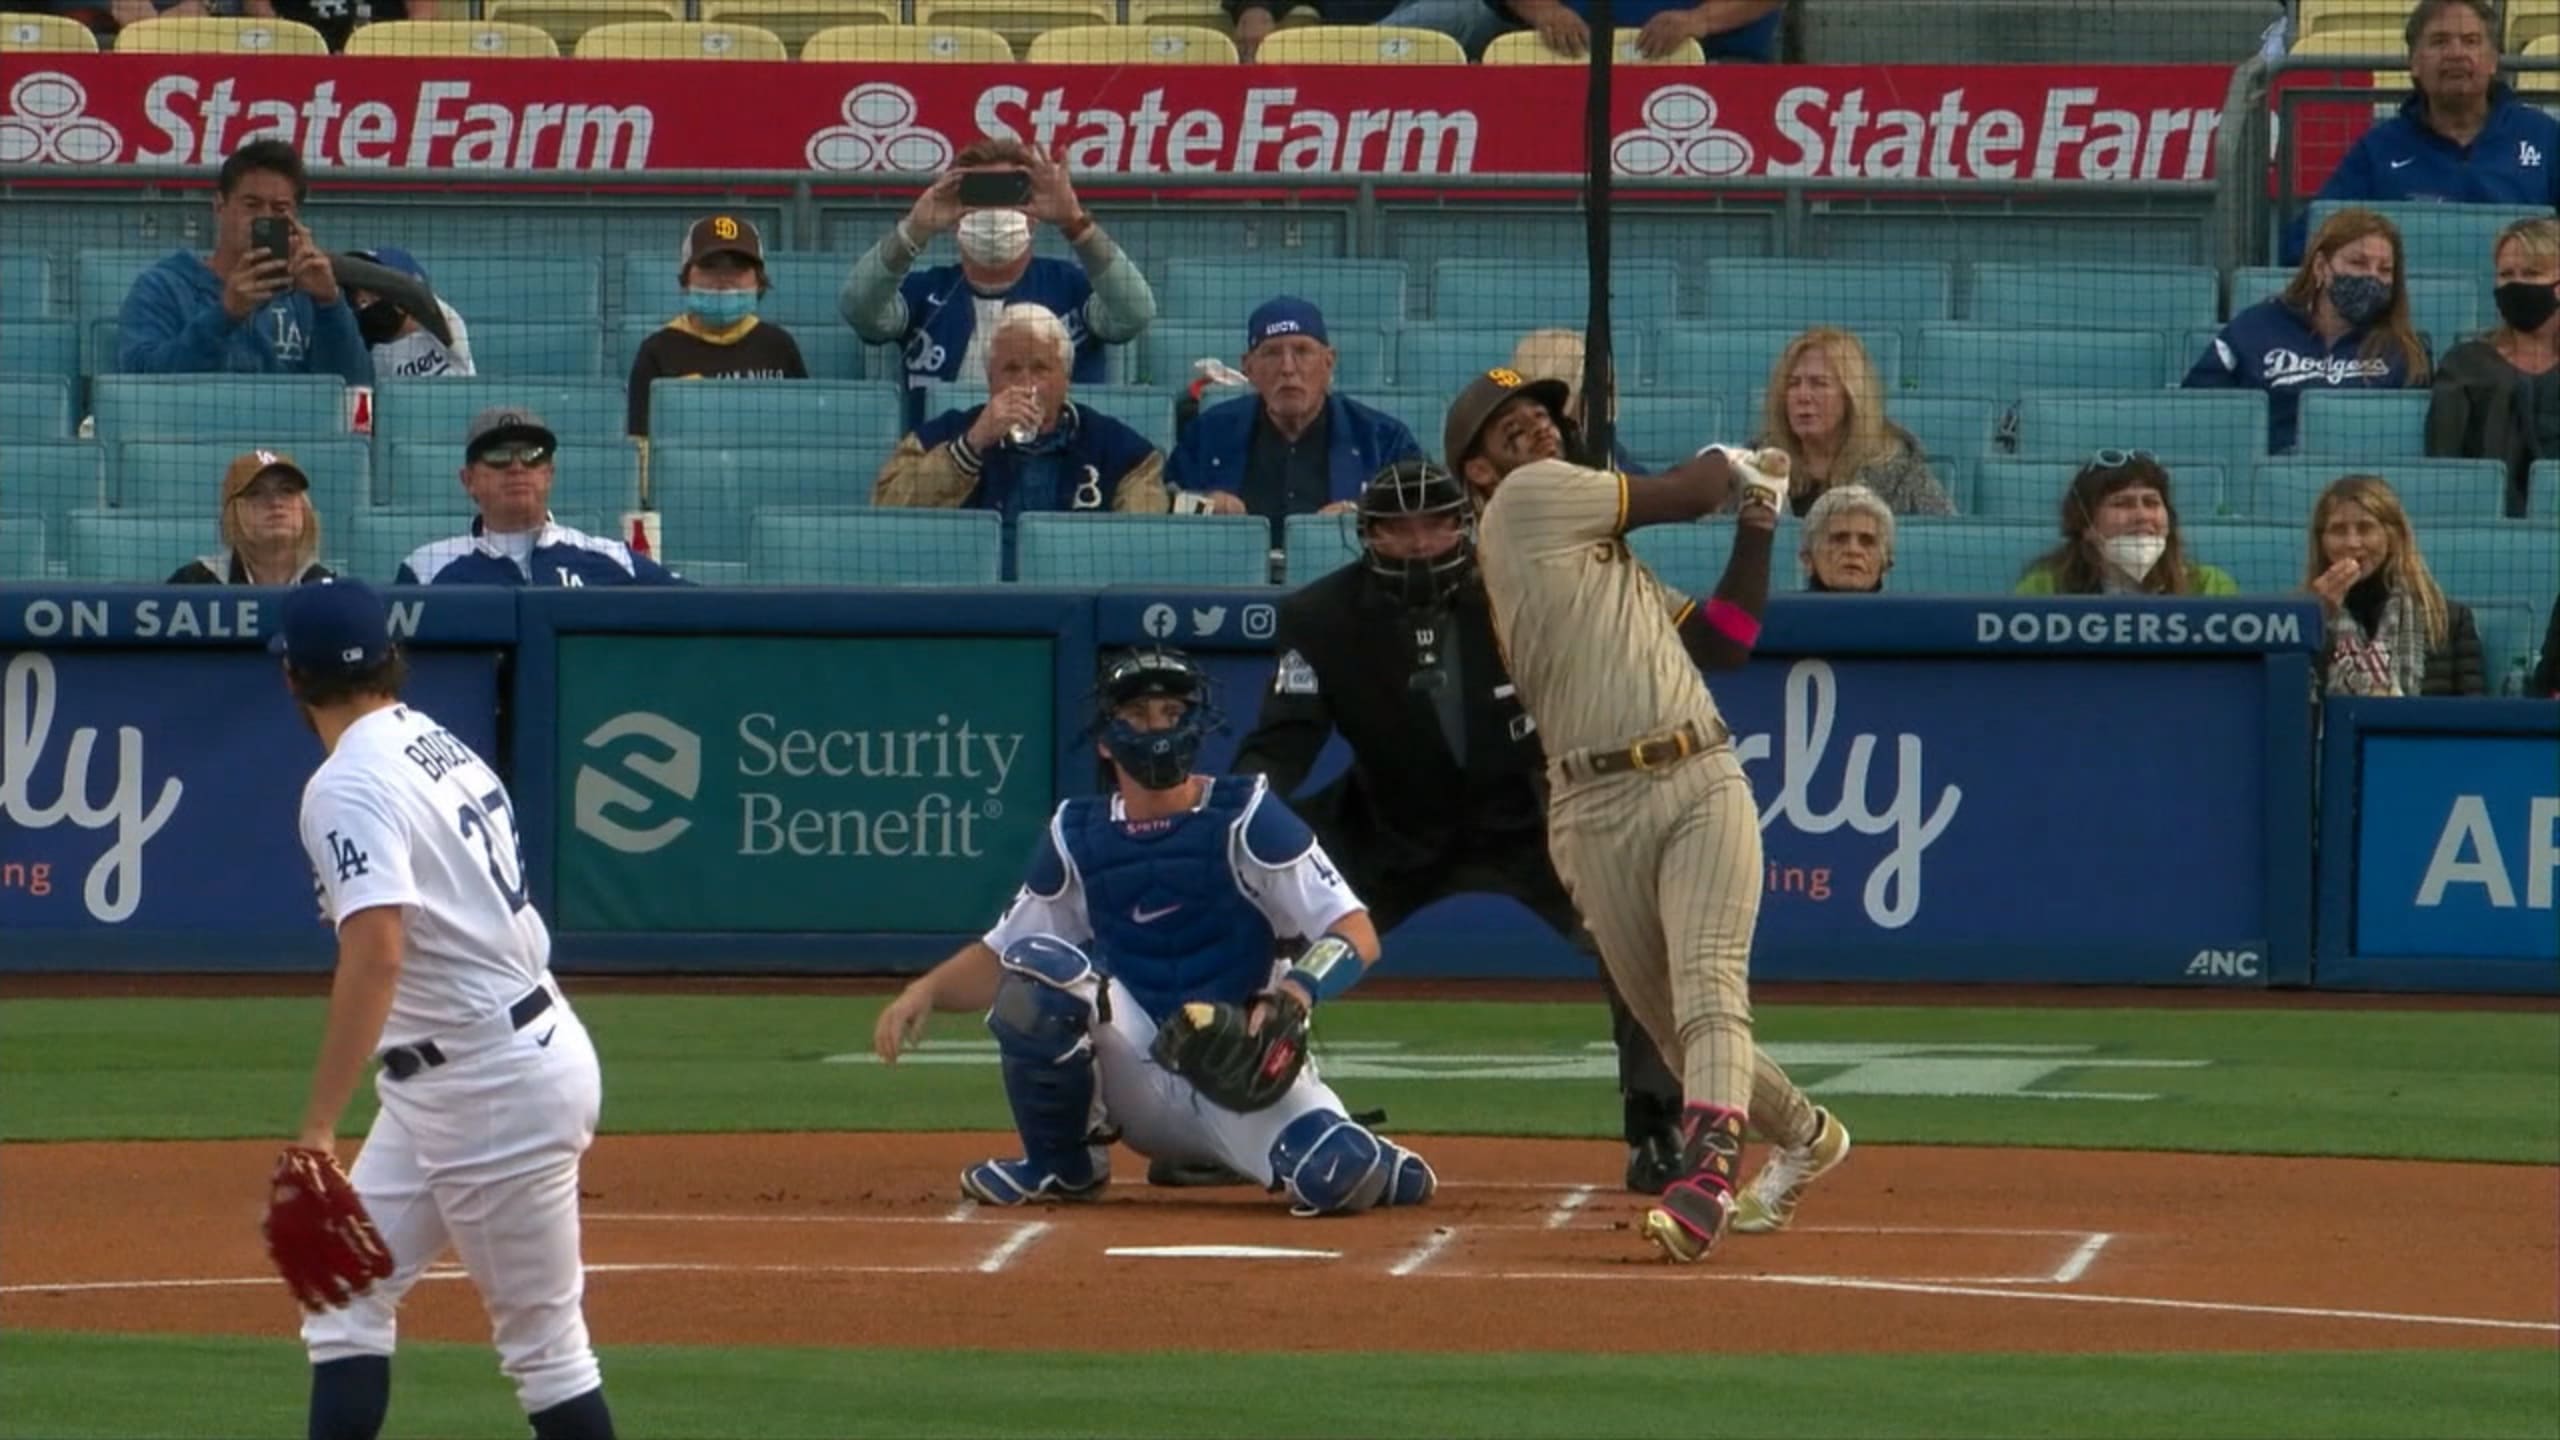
left=326, top=830, right=371, bottom=881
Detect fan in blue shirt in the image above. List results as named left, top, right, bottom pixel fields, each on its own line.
left=2188, top=208, right=2433, bottom=453
left=395, top=408, right=683, bottom=587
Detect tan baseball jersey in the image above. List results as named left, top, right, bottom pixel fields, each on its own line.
left=1475, top=458, right=1724, bottom=764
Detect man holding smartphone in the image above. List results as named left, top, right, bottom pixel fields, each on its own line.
left=117, top=138, right=371, bottom=386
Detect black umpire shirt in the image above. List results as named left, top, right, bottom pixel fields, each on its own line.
left=1232, top=561, right=1546, bottom=874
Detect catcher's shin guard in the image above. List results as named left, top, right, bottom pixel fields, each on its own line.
left=978, top=938, right=1108, bottom=1194
left=1268, top=1111, right=1436, bottom=1216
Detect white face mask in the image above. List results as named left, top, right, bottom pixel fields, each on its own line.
left=2100, top=533, right=2167, bottom=580
left=957, top=210, right=1031, bottom=268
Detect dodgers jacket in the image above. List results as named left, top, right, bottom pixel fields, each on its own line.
left=2183, top=297, right=2422, bottom=452
left=885, top=260, right=1102, bottom=428
left=2285, top=86, right=2560, bottom=263
left=116, top=251, right=371, bottom=384
left=394, top=516, right=683, bottom=587
left=1167, top=391, right=1423, bottom=508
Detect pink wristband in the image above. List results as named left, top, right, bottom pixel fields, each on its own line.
left=1703, top=598, right=1761, bottom=648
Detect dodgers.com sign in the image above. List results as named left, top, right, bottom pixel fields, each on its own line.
left=2354, top=735, right=2560, bottom=961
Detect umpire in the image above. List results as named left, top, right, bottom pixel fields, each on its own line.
left=1233, top=459, right=1686, bottom=1193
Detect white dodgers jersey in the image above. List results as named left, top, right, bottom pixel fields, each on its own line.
left=299, top=704, right=549, bottom=1047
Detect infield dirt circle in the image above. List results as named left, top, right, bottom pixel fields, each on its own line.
left=5, top=1134, right=2555, bottom=1353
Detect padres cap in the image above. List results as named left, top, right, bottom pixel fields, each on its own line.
left=269, top=578, right=392, bottom=674
left=221, top=449, right=309, bottom=502
left=1442, top=367, right=1570, bottom=474
left=463, top=406, right=558, bottom=462
left=683, top=214, right=765, bottom=269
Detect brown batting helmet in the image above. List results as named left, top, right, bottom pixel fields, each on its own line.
left=1442, top=367, right=1571, bottom=475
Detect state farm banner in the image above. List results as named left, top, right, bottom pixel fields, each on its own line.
left=0, top=58, right=2234, bottom=184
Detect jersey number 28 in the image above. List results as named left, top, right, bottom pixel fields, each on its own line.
left=457, top=786, right=530, bottom=914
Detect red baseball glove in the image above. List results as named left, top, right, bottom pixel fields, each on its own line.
left=263, top=1145, right=394, bottom=1312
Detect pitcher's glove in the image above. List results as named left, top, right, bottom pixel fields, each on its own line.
left=1151, top=992, right=1310, bottom=1113
left=263, top=1145, right=394, bottom=1313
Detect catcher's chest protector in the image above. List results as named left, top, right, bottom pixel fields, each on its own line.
left=1063, top=776, right=1270, bottom=1021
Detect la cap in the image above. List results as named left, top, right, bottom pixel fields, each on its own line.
left=268, top=578, right=392, bottom=675
left=222, top=449, right=309, bottom=502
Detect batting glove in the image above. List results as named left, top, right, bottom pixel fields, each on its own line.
left=1701, top=444, right=1791, bottom=513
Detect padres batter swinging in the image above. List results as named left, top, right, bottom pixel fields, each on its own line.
left=1447, top=368, right=1851, bottom=1262
left=266, top=579, right=615, bottom=1440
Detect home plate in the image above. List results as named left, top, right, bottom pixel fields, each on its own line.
left=1105, top=1245, right=1340, bottom=1261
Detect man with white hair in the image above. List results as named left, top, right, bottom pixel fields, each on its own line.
left=1799, top=485, right=1893, bottom=593
left=875, top=303, right=1167, bottom=579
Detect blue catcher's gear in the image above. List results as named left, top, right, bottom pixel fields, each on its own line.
left=1063, top=773, right=1272, bottom=1023
left=1266, top=1109, right=1437, bottom=1217
left=966, top=936, right=1108, bottom=1204
left=1094, top=647, right=1221, bottom=791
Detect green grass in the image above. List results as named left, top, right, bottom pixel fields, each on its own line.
left=4, top=1332, right=2555, bottom=1440
left=5, top=996, right=2556, bottom=1162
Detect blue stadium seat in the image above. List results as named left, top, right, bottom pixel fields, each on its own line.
left=1660, top=328, right=1903, bottom=410
left=2470, top=601, right=2539, bottom=691
left=2306, top=201, right=2548, bottom=287
left=465, top=322, right=606, bottom=379
left=372, top=377, right=630, bottom=453
left=378, top=439, right=638, bottom=517
left=349, top=509, right=473, bottom=584
left=1282, top=510, right=1360, bottom=583
left=1074, top=385, right=1178, bottom=454
left=64, top=509, right=210, bottom=582
left=1014, top=513, right=1273, bottom=587
left=1, top=318, right=78, bottom=385
left=1968, top=264, right=2219, bottom=331
left=2172, top=327, right=2219, bottom=385
left=1353, top=390, right=1461, bottom=456
left=2180, top=521, right=2303, bottom=594
left=650, top=445, right=867, bottom=565
left=1881, top=519, right=2052, bottom=596
left=1430, top=260, right=1682, bottom=330
left=1138, top=323, right=1240, bottom=388
left=401, top=256, right=604, bottom=325
left=91, top=375, right=347, bottom=442
left=1627, top=518, right=1783, bottom=597
left=649, top=379, right=900, bottom=453
left=0, top=518, right=47, bottom=581
left=1915, top=327, right=2169, bottom=398
left=8, top=442, right=105, bottom=555
left=1160, top=257, right=1410, bottom=330
left=1703, top=261, right=1953, bottom=346
left=2533, top=463, right=2560, bottom=522
left=2292, top=390, right=2432, bottom=460
left=2245, top=457, right=2511, bottom=527
left=2, top=253, right=58, bottom=319
left=619, top=251, right=857, bottom=332
left=2423, top=522, right=2560, bottom=604
left=750, top=506, right=1001, bottom=586
left=1615, top=395, right=1729, bottom=473
left=1, top=377, right=73, bottom=440
left=1975, top=459, right=2231, bottom=521
left=664, top=559, right=751, bottom=586
left=2011, top=389, right=2268, bottom=485
left=114, top=439, right=371, bottom=546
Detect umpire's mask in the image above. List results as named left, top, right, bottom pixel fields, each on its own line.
left=1357, top=460, right=1476, bottom=611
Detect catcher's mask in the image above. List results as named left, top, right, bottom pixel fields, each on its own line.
left=1357, top=459, right=1475, bottom=611
left=1093, top=646, right=1222, bottom=791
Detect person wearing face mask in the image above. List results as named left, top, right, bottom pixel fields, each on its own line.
left=625, top=215, right=808, bottom=439
left=2302, top=473, right=2485, bottom=696
left=1799, top=484, right=1893, bottom=593
left=167, top=449, right=335, bottom=585
left=2426, top=218, right=2560, bottom=517
left=841, top=140, right=1156, bottom=434
left=2016, top=452, right=2240, bottom=596
left=341, top=248, right=474, bottom=381
left=2186, top=207, right=2431, bottom=453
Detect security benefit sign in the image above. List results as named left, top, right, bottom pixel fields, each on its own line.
left=2354, top=735, right=2559, bottom=962
left=554, top=635, right=1054, bottom=933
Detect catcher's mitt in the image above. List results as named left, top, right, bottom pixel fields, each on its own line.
left=1151, top=993, right=1310, bottom=1113
left=263, top=1145, right=394, bottom=1313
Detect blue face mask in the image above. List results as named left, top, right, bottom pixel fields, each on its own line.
left=685, top=287, right=757, bottom=326
left=2326, top=273, right=2391, bottom=328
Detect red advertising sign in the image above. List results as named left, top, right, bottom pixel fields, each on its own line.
left=0, top=57, right=2239, bottom=186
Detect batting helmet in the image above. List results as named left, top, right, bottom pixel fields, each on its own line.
left=1092, top=647, right=1222, bottom=791
left=1357, top=459, right=1476, bottom=610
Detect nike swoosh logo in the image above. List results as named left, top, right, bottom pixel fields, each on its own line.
left=1131, top=903, right=1182, bottom=924
left=536, top=1026, right=557, bottom=1048
left=2389, top=158, right=2415, bottom=168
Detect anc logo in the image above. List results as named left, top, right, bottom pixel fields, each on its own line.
left=1486, top=368, right=1524, bottom=387
left=712, top=216, right=740, bottom=240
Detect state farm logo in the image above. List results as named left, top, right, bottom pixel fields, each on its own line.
left=807, top=83, right=953, bottom=174
left=1611, top=85, right=1750, bottom=179
left=0, top=72, right=124, bottom=166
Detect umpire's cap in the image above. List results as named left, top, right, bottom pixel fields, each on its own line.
left=1443, top=367, right=1570, bottom=474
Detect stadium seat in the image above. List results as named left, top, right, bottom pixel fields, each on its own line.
left=2, top=12, right=99, bottom=50
left=1483, top=28, right=1703, bottom=63
left=912, top=0, right=1114, bottom=51
left=663, top=559, right=751, bottom=585
left=2246, top=457, right=2512, bottom=528
left=573, top=20, right=788, bottom=58
left=0, top=377, right=73, bottom=441
left=648, top=379, right=902, bottom=452
left=1627, top=519, right=1766, bottom=596
left=9, top=442, right=106, bottom=553
left=0, top=519, right=47, bottom=581
left=2422, top=522, right=2560, bottom=604
left=1069, top=385, right=1178, bottom=453
left=2173, top=327, right=2220, bottom=385
left=1879, top=519, right=2054, bottom=596
left=1615, top=395, right=1729, bottom=473
left=801, top=22, right=1013, bottom=60
left=349, top=509, right=474, bottom=584
left=2180, top=521, right=2304, bottom=594
left=465, top=322, right=607, bottom=379
left=2010, top=389, right=2268, bottom=485
left=75, top=248, right=165, bottom=375
left=1661, top=327, right=1903, bottom=411
left=1140, top=322, right=1388, bottom=390
left=1014, top=513, right=1271, bottom=586
left=113, top=16, right=328, bottom=53
left=1282, top=510, right=1360, bottom=583
left=1027, top=24, right=1238, bottom=63
left=2470, top=602, right=2539, bottom=690
left=2293, top=390, right=2432, bottom=460
left=90, top=375, right=346, bottom=442
left=1967, top=264, right=2220, bottom=331
left=1127, top=0, right=1238, bottom=29
left=1975, top=459, right=2231, bottom=522
left=2520, top=38, right=2560, bottom=95
left=2, top=254, right=58, bottom=317
left=2533, top=463, right=2560, bottom=522
left=2295, top=0, right=2407, bottom=41
left=342, top=19, right=561, bottom=55
left=650, top=445, right=866, bottom=564
left=400, top=256, right=603, bottom=325
left=1253, top=25, right=1461, bottom=63
left=1432, top=259, right=1684, bottom=330
left=63, top=510, right=209, bottom=583
left=2515, top=7, right=2560, bottom=51
left=1161, top=257, right=1409, bottom=331
left=2306, top=202, right=2553, bottom=287
left=2287, top=26, right=2410, bottom=89
left=114, top=440, right=372, bottom=551
left=373, top=378, right=630, bottom=452
left=1915, top=327, right=2171, bottom=398
left=1703, top=261, right=1954, bottom=347
left=483, top=0, right=682, bottom=49
left=700, top=0, right=895, bottom=54
left=1397, top=324, right=1632, bottom=398
left=750, top=506, right=1002, bottom=585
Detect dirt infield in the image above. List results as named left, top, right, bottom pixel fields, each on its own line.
left=5, top=1135, right=2554, bottom=1355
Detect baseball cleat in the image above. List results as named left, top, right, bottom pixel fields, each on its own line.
left=1641, top=1177, right=1733, bottom=1263
left=1383, top=1144, right=1437, bottom=1208
left=1145, top=1156, right=1256, bottom=1188
left=1731, top=1108, right=1852, bottom=1235
left=1624, top=1132, right=1680, bottom=1196
left=959, top=1158, right=1107, bottom=1206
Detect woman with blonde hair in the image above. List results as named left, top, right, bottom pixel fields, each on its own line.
left=1743, top=327, right=1949, bottom=516
left=2015, top=451, right=2237, bottom=596
left=2303, top=474, right=2484, bottom=696
left=2425, top=216, right=2559, bottom=517
left=167, top=449, right=332, bottom=585
left=2186, top=206, right=2431, bottom=453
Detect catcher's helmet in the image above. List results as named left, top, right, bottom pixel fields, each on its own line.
left=1357, top=459, right=1476, bottom=610
left=1093, top=647, right=1221, bottom=790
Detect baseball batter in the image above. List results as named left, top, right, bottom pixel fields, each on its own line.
left=874, top=648, right=1436, bottom=1216
left=1446, top=368, right=1851, bottom=1262
left=270, top=579, right=615, bottom=1440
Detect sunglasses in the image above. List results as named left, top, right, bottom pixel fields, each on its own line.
left=472, top=443, right=554, bottom=469
left=2089, top=448, right=2158, bottom=468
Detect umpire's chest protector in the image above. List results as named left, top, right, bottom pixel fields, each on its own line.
left=1063, top=776, right=1273, bottom=1022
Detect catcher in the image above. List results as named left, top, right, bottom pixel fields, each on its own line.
left=874, top=647, right=1435, bottom=1216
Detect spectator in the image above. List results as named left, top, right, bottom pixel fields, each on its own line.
left=43, top=0, right=207, bottom=43
left=1743, top=327, right=1952, bottom=516
left=2187, top=207, right=2431, bottom=453
left=2426, top=216, right=2559, bottom=516
left=1383, top=0, right=1780, bottom=61
left=2533, top=592, right=2560, bottom=696
left=1167, top=298, right=1424, bottom=520
left=1508, top=328, right=1640, bottom=473
left=2283, top=0, right=2560, bottom=264
left=116, top=139, right=369, bottom=386
left=243, top=0, right=433, bottom=51
left=1799, top=484, right=1893, bottom=593
left=874, top=304, right=1167, bottom=579
left=2016, top=452, right=2239, bottom=596
left=395, top=408, right=682, bottom=586
left=1229, top=0, right=1395, bottom=58
left=841, top=140, right=1155, bottom=432
left=166, top=449, right=333, bottom=585
left=342, top=247, right=473, bottom=381
left=627, top=215, right=808, bottom=438
left=2303, top=473, right=2485, bottom=696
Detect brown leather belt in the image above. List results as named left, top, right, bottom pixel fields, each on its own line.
left=1563, top=718, right=1728, bottom=782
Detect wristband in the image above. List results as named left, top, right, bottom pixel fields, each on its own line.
left=1703, top=598, right=1761, bottom=649
left=1283, top=934, right=1363, bottom=1007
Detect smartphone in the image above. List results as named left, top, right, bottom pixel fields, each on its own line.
left=955, top=169, right=1032, bottom=208
left=248, top=216, right=293, bottom=267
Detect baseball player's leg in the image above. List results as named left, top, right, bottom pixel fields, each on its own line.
left=302, top=1106, right=446, bottom=1440
left=1543, top=796, right=1683, bottom=1084
left=965, top=936, right=1112, bottom=1204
